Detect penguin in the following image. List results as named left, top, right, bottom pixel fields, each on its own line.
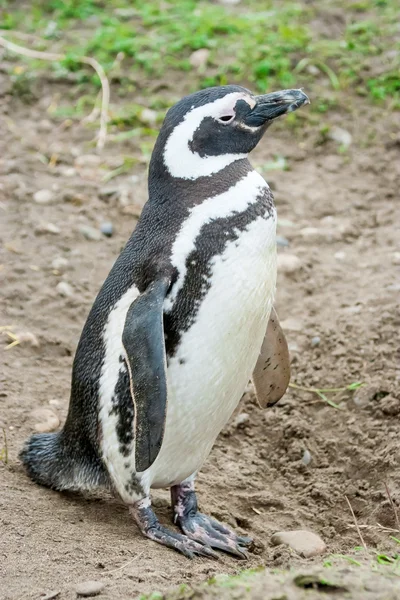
left=20, top=85, right=309, bottom=559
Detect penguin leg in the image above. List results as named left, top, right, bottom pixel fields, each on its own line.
left=129, top=498, right=219, bottom=559
left=171, top=481, right=253, bottom=559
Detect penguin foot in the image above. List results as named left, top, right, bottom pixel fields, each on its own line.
left=130, top=499, right=219, bottom=559
left=171, top=482, right=253, bottom=559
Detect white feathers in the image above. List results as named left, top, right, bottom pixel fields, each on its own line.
left=146, top=211, right=277, bottom=489
left=98, top=284, right=142, bottom=502
left=163, top=92, right=254, bottom=180
left=164, top=170, right=269, bottom=310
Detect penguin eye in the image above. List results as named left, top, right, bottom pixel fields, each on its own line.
left=218, top=114, right=235, bottom=124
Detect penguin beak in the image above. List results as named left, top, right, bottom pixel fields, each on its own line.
left=245, top=89, right=310, bottom=127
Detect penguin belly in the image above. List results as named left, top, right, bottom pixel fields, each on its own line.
left=146, top=213, right=277, bottom=489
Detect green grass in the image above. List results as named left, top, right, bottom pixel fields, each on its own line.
left=1, top=0, right=399, bottom=111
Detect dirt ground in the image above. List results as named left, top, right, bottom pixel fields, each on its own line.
left=1, top=66, right=400, bottom=600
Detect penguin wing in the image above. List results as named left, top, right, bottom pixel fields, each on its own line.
left=252, top=307, right=290, bottom=408
left=122, top=277, right=170, bottom=472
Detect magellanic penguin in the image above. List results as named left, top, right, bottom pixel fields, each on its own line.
left=20, top=85, right=309, bottom=559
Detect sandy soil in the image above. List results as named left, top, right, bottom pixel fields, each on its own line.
left=1, top=69, right=400, bottom=600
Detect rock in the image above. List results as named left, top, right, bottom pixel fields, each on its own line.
left=100, top=222, right=113, bottom=237
left=306, top=64, right=320, bottom=76
left=35, top=222, right=61, bottom=235
left=271, top=530, right=326, bottom=557
left=277, top=254, right=301, bottom=274
left=33, top=189, right=54, bottom=204
left=233, top=412, right=250, bottom=428
left=299, top=226, right=320, bottom=241
left=302, top=449, right=312, bottom=465
left=75, top=154, right=102, bottom=168
left=15, top=331, right=40, bottom=348
left=79, top=225, right=101, bottom=241
left=218, top=0, right=241, bottom=4
left=311, top=336, right=321, bottom=347
left=139, top=108, right=158, bottom=126
left=328, top=126, right=352, bottom=147
left=189, top=48, right=210, bottom=69
left=30, top=408, right=60, bottom=433
left=51, top=257, right=69, bottom=271
left=42, top=591, right=60, bottom=600
left=334, top=251, right=346, bottom=260
left=76, top=581, right=105, bottom=597
left=391, top=252, right=400, bottom=266
left=280, top=317, right=304, bottom=332
left=276, top=235, right=290, bottom=247
left=56, top=281, right=74, bottom=297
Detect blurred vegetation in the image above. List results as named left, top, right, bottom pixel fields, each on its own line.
left=1, top=0, right=399, bottom=105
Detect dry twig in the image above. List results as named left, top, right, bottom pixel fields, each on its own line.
left=0, top=33, right=110, bottom=149
left=384, top=482, right=400, bottom=532
left=345, top=495, right=367, bottom=551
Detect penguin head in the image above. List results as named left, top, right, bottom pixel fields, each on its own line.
left=158, top=85, right=309, bottom=180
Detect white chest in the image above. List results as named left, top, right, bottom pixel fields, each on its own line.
left=146, top=212, right=277, bottom=488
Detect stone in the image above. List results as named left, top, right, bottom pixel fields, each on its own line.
left=15, top=331, right=40, bottom=348
left=334, top=251, right=346, bottom=260
left=51, top=257, right=69, bottom=271
left=56, top=281, right=74, bottom=297
left=79, top=225, right=101, bottom=241
left=311, top=336, right=321, bottom=347
left=139, top=108, right=158, bottom=126
left=328, top=126, right=352, bottom=147
left=33, top=189, right=53, bottom=204
left=277, top=254, right=301, bottom=274
left=189, top=48, right=210, bottom=69
left=280, top=317, right=303, bottom=332
left=271, top=530, right=326, bottom=557
left=35, top=222, right=60, bottom=235
left=276, top=235, right=290, bottom=247
left=233, top=412, right=250, bottom=428
left=391, top=252, right=400, bottom=266
left=302, top=449, right=312, bottom=465
left=30, top=408, right=60, bottom=433
left=75, top=581, right=105, bottom=597
left=100, top=222, right=113, bottom=237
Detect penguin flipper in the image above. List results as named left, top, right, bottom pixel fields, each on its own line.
left=122, top=277, right=170, bottom=473
left=252, top=307, right=290, bottom=408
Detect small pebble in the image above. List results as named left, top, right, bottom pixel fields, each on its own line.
left=56, top=281, right=74, bottom=297
left=51, top=257, right=69, bottom=271
left=302, top=449, right=312, bottom=465
left=311, top=336, right=321, bottom=347
left=79, top=225, right=101, bottom=241
left=233, top=412, right=250, bottom=428
left=75, top=154, right=102, bottom=168
left=276, top=235, right=290, bottom=247
left=334, top=251, right=346, bottom=260
left=100, top=222, right=114, bottom=237
left=76, top=580, right=105, bottom=597
left=271, top=530, right=326, bottom=557
left=281, top=317, right=303, bottom=332
left=33, top=189, right=53, bottom=204
left=328, top=126, right=352, bottom=147
left=277, top=254, right=301, bottom=274
left=391, top=252, right=400, bottom=266
left=140, top=108, right=158, bottom=126
left=30, top=408, right=60, bottom=433
left=42, top=591, right=60, bottom=600
left=189, top=48, right=210, bottom=69
left=15, top=331, right=40, bottom=348
left=36, top=222, right=60, bottom=235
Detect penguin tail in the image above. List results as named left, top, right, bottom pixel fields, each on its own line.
left=19, top=431, right=109, bottom=492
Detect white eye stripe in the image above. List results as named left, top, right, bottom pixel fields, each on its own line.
left=163, top=92, right=253, bottom=180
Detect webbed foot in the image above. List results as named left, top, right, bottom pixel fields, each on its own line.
left=171, top=482, right=253, bottom=559
left=130, top=499, right=219, bottom=559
